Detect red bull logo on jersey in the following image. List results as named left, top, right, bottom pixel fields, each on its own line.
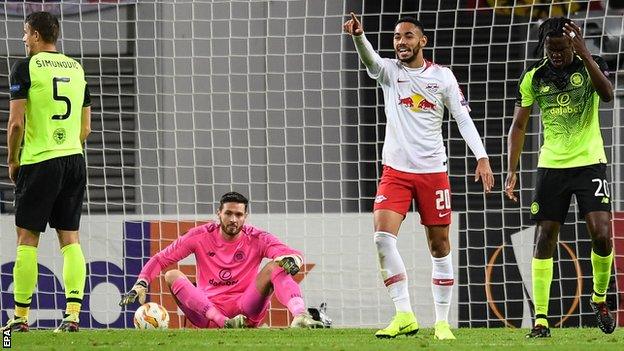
left=398, top=94, right=437, bottom=112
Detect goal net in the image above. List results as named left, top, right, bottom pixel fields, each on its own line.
left=0, top=0, right=622, bottom=329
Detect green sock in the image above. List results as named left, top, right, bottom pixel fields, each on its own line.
left=13, top=245, right=38, bottom=319
left=532, top=257, right=553, bottom=327
left=591, top=249, right=613, bottom=303
left=61, top=243, right=86, bottom=318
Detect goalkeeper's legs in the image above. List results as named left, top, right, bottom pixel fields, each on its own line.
left=245, top=262, right=322, bottom=328
left=2, top=228, right=40, bottom=332
left=426, top=225, right=455, bottom=340
left=166, top=270, right=228, bottom=328
left=586, top=211, right=615, bottom=334
left=55, top=230, right=86, bottom=332
left=237, top=279, right=271, bottom=327
left=267, top=262, right=305, bottom=315
left=528, top=221, right=559, bottom=337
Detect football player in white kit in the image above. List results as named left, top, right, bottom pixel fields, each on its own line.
left=343, top=13, right=494, bottom=340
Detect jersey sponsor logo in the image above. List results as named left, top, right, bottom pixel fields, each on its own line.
left=548, top=104, right=582, bottom=116
left=210, top=269, right=238, bottom=286
left=425, top=82, right=439, bottom=93
left=398, top=93, right=436, bottom=112
left=570, top=72, right=583, bottom=87
left=397, top=78, right=409, bottom=83
left=549, top=92, right=582, bottom=116
left=219, top=269, right=233, bottom=281
left=9, top=84, right=20, bottom=92
left=539, top=85, right=550, bottom=93
left=208, top=278, right=239, bottom=287
left=438, top=211, right=451, bottom=218
left=374, top=195, right=387, bottom=204
left=207, top=251, right=216, bottom=257
left=556, top=93, right=570, bottom=106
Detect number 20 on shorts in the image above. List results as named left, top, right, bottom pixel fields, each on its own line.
left=435, top=189, right=451, bottom=210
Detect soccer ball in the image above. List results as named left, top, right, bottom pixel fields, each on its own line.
left=133, top=302, right=169, bottom=329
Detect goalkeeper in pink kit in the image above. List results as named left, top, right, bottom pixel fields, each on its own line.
left=119, top=192, right=323, bottom=328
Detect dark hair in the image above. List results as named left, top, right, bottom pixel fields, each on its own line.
left=219, top=191, right=249, bottom=212
left=535, top=17, right=572, bottom=57
left=25, top=11, right=59, bottom=44
left=395, top=16, right=425, bottom=34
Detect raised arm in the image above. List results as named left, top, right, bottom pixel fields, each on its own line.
left=564, top=22, right=613, bottom=102
left=343, top=12, right=385, bottom=78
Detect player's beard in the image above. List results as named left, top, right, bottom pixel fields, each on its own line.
left=220, top=222, right=242, bottom=237
left=396, top=46, right=420, bottom=64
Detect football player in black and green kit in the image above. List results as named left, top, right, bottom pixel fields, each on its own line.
left=505, top=17, right=615, bottom=338
left=2, top=12, right=91, bottom=333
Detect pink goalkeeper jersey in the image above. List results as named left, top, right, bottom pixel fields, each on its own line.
left=138, top=221, right=301, bottom=299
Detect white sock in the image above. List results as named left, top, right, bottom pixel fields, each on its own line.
left=431, top=253, right=454, bottom=323
left=374, top=231, right=412, bottom=313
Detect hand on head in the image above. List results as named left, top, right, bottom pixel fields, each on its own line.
left=563, top=21, right=589, bottom=57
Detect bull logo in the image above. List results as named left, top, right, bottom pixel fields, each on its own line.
left=398, top=94, right=436, bottom=112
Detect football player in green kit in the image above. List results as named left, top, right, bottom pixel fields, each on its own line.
left=2, top=11, right=91, bottom=333
left=505, top=17, right=615, bottom=338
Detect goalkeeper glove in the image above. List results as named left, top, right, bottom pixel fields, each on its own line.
left=275, top=255, right=303, bottom=275
left=119, top=279, right=148, bottom=306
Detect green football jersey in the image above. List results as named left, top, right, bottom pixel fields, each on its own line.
left=516, top=55, right=609, bottom=168
left=9, top=51, right=91, bottom=165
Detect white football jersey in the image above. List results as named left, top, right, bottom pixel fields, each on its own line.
left=368, top=58, right=474, bottom=173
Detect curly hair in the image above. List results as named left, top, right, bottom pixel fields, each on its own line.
left=534, top=17, right=572, bottom=58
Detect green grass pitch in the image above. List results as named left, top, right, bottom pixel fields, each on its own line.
left=9, top=327, right=624, bottom=350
